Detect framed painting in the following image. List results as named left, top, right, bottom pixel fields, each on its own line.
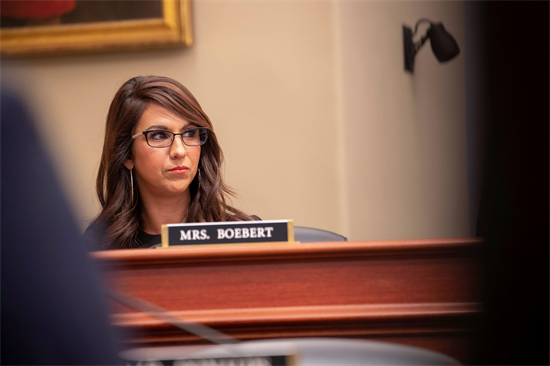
left=0, top=0, right=192, bottom=55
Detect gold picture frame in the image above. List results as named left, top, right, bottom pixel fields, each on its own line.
left=0, top=0, right=192, bottom=55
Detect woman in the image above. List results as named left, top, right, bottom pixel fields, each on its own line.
left=83, top=76, right=253, bottom=250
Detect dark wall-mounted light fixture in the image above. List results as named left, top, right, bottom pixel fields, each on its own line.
left=403, top=18, right=460, bottom=73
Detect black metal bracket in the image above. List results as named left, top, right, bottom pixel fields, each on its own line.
left=403, top=25, right=416, bottom=73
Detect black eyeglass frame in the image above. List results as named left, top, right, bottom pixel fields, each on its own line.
left=132, top=127, right=209, bottom=148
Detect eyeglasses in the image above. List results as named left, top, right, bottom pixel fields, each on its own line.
left=132, top=127, right=209, bottom=148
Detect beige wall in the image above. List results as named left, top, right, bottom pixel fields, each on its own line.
left=335, top=1, right=469, bottom=240
left=1, top=1, right=469, bottom=241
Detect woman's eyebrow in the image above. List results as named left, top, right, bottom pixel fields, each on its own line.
left=146, top=125, right=168, bottom=130
left=146, top=123, right=195, bottom=131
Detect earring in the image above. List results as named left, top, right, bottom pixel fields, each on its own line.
left=198, top=168, right=201, bottom=189
left=130, top=168, right=134, bottom=205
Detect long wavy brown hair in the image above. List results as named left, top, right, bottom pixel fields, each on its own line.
left=96, top=76, right=252, bottom=249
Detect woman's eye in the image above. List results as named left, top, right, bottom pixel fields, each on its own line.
left=149, top=131, right=170, bottom=140
left=183, top=129, right=197, bottom=138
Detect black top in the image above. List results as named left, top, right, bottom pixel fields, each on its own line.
left=136, top=230, right=162, bottom=248
left=83, top=215, right=261, bottom=251
left=82, top=218, right=161, bottom=251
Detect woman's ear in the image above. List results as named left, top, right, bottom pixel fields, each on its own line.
left=124, top=159, right=134, bottom=170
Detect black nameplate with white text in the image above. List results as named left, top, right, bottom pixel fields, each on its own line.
left=161, top=220, right=294, bottom=247
left=124, top=355, right=292, bottom=366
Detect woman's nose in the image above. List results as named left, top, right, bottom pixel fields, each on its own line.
left=169, top=135, right=187, bottom=158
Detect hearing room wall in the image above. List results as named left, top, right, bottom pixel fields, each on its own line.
left=1, top=1, right=469, bottom=241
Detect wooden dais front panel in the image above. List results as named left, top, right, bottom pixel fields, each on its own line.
left=92, top=238, right=483, bottom=363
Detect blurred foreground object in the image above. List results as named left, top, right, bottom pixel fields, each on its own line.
left=0, top=88, right=122, bottom=365
left=471, top=2, right=549, bottom=364
left=121, top=338, right=460, bottom=365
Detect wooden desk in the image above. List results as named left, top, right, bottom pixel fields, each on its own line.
left=92, top=238, right=482, bottom=363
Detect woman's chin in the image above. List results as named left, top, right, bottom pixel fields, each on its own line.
left=164, top=185, right=191, bottom=197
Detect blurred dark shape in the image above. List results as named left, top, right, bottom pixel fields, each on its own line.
left=471, top=1, right=549, bottom=364
left=403, top=18, right=460, bottom=73
left=0, top=88, right=122, bottom=365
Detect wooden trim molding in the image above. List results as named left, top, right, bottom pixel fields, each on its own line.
left=92, top=237, right=483, bottom=267
left=113, top=302, right=482, bottom=346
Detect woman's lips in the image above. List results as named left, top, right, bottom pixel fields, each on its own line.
left=169, top=166, right=189, bottom=173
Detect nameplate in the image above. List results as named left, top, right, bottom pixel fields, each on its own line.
left=161, top=220, right=294, bottom=247
left=125, top=354, right=293, bottom=366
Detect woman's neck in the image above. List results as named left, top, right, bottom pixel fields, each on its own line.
left=139, top=192, right=190, bottom=235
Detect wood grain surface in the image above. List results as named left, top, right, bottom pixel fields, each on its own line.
left=92, top=238, right=483, bottom=362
